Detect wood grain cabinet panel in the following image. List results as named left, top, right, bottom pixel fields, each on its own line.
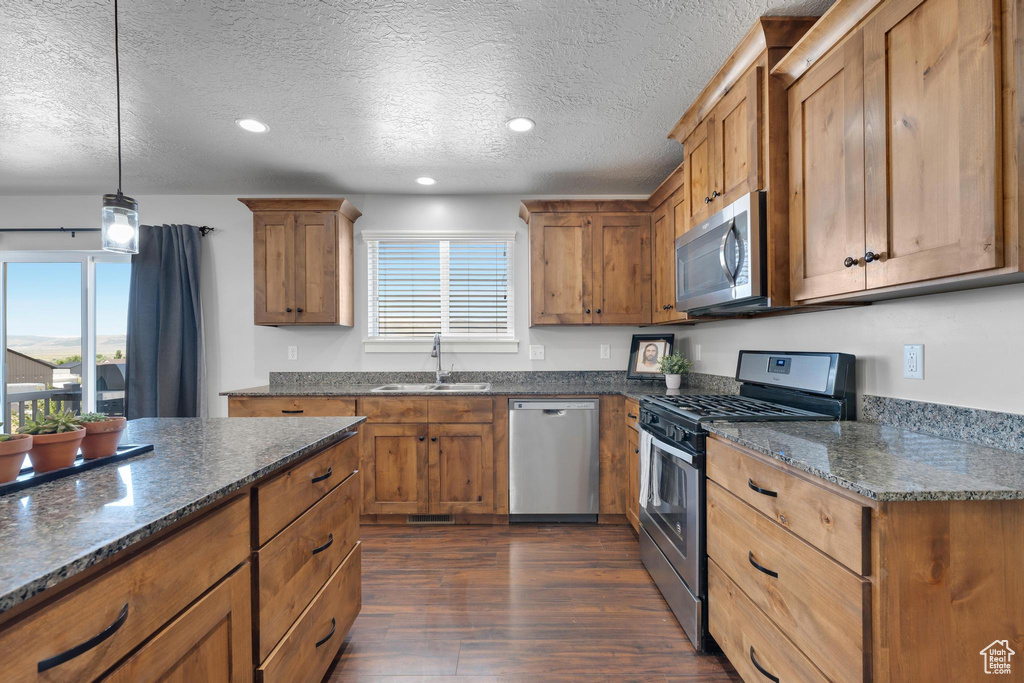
left=358, top=397, right=429, bottom=423
left=683, top=121, right=715, bottom=229
left=863, top=0, right=1003, bottom=288
left=707, top=482, right=869, bottom=683
left=428, top=423, right=494, bottom=513
left=227, top=396, right=356, bottom=418
left=253, top=213, right=297, bottom=325
left=712, top=66, right=763, bottom=208
left=362, top=423, right=430, bottom=514
left=789, top=31, right=868, bottom=301
left=591, top=213, right=651, bottom=324
left=529, top=212, right=593, bottom=325
left=104, top=566, right=253, bottom=683
left=625, top=427, right=640, bottom=533
left=293, top=211, right=339, bottom=324
left=427, top=397, right=493, bottom=424
left=650, top=200, right=677, bottom=322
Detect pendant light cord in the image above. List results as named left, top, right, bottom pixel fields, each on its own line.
left=114, top=0, right=122, bottom=195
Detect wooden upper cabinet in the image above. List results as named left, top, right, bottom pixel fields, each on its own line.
left=529, top=212, right=593, bottom=325
left=683, top=121, right=715, bottom=228
left=241, top=198, right=360, bottom=326
left=651, top=201, right=675, bottom=323
left=789, top=31, right=867, bottom=301
left=862, top=0, right=1003, bottom=288
left=592, top=213, right=652, bottom=324
left=712, top=66, right=763, bottom=209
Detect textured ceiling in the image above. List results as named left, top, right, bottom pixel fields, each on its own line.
left=0, top=0, right=832, bottom=196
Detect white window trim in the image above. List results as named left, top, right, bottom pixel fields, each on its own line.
left=0, top=250, right=131, bottom=426
left=363, top=230, right=517, bottom=353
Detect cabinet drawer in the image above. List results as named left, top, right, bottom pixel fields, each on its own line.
left=624, top=399, right=640, bottom=432
left=0, top=496, right=249, bottom=682
left=709, top=559, right=827, bottom=683
left=707, top=437, right=869, bottom=573
left=428, top=397, right=493, bottom=423
left=228, top=396, right=356, bottom=417
left=256, top=472, right=359, bottom=661
left=255, top=433, right=359, bottom=546
left=707, top=482, right=869, bottom=683
left=357, top=397, right=428, bottom=423
left=258, top=543, right=362, bottom=683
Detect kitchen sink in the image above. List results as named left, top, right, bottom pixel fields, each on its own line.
left=370, top=382, right=491, bottom=393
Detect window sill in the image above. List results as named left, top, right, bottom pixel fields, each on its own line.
left=363, top=339, right=520, bottom=354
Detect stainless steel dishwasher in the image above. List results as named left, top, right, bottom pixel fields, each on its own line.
left=508, top=398, right=600, bottom=522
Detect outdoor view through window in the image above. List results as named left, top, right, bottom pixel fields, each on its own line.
left=4, top=261, right=130, bottom=460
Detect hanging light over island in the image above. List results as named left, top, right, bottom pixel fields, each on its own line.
left=101, top=0, right=139, bottom=254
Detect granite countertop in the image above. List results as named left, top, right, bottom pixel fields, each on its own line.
left=0, top=416, right=364, bottom=615
left=706, top=421, right=1024, bottom=502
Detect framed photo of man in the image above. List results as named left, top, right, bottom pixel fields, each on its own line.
left=626, top=334, right=674, bottom=380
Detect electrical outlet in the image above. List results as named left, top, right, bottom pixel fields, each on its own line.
left=600, top=344, right=610, bottom=359
left=694, top=344, right=702, bottom=362
left=903, top=344, right=923, bottom=379
left=529, top=344, right=545, bottom=360
left=287, top=345, right=298, bottom=361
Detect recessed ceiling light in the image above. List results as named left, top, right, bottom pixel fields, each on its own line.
left=416, top=177, right=437, bottom=186
left=506, top=117, right=535, bottom=132
left=235, top=118, right=269, bottom=133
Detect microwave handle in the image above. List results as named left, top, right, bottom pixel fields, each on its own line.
left=719, top=220, right=738, bottom=286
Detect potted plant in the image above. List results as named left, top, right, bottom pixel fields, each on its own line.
left=0, top=423, right=32, bottom=484
left=658, top=352, right=693, bottom=389
left=18, top=409, right=85, bottom=474
left=78, top=412, right=127, bottom=460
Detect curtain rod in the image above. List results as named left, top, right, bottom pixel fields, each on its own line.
left=0, top=226, right=215, bottom=238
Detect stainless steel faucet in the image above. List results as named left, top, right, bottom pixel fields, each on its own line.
left=431, top=332, right=451, bottom=383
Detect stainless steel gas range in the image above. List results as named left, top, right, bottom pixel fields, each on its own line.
left=637, top=350, right=856, bottom=652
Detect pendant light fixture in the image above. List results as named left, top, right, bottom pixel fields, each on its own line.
left=101, top=0, right=139, bottom=254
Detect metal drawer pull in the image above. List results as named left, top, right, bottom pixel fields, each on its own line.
left=281, top=409, right=304, bottom=414
left=749, top=646, right=779, bottom=682
left=311, top=467, right=333, bottom=483
left=627, top=413, right=637, bottom=419
left=747, top=478, right=777, bottom=497
left=315, top=617, right=337, bottom=648
left=38, top=603, right=129, bottom=673
left=748, top=551, right=778, bottom=579
left=312, top=533, right=334, bottom=555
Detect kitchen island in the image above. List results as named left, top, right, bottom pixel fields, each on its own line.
left=0, top=416, right=364, bottom=681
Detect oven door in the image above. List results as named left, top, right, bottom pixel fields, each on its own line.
left=642, top=435, right=702, bottom=596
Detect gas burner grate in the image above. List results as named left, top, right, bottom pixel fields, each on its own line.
left=645, top=394, right=829, bottom=422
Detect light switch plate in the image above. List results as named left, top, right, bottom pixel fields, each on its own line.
left=903, top=344, right=923, bottom=379
left=600, top=344, right=610, bottom=359
left=287, top=345, right=298, bottom=361
left=529, top=344, right=545, bottom=360
left=694, top=344, right=702, bottom=362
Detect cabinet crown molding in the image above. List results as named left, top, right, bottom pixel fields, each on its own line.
left=518, top=199, right=650, bottom=224
left=238, top=197, right=362, bottom=222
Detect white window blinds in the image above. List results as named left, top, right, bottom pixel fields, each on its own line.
left=367, top=236, right=514, bottom=339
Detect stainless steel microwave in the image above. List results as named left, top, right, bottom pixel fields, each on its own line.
left=675, top=192, right=767, bottom=315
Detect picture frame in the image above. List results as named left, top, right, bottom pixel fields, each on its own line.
left=626, top=333, right=674, bottom=380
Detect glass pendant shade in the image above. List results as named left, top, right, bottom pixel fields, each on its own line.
left=101, top=193, right=139, bottom=254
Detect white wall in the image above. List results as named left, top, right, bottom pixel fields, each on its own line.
left=3, top=194, right=1023, bottom=417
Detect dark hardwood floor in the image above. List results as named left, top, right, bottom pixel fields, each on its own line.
left=326, top=524, right=740, bottom=681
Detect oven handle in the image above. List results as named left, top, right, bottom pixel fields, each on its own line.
left=651, top=436, right=694, bottom=465
left=719, top=220, right=738, bottom=286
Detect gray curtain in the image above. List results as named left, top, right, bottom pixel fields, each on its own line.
left=126, top=224, right=206, bottom=418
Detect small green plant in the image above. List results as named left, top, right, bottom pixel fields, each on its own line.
left=0, top=422, right=10, bottom=442
left=18, top=409, right=83, bottom=435
left=78, top=412, right=109, bottom=423
left=658, top=352, right=693, bottom=376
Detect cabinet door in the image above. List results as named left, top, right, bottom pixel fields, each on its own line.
left=294, top=211, right=339, bottom=324
left=625, top=427, right=639, bottom=533
left=789, top=32, right=867, bottom=301
left=592, top=213, right=651, bottom=325
left=863, top=0, right=1002, bottom=288
left=529, top=213, right=594, bottom=324
left=253, top=212, right=297, bottom=325
left=428, top=423, right=494, bottom=513
left=712, top=66, right=762, bottom=208
left=651, top=201, right=675, bottom=322
left=104, top=567, right=252, bottom=683
left=682, top=120, right=715, bottom=229
left=362, top=424, right=429, bottom=514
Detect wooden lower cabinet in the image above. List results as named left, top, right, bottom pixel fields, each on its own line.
left=429, top=423, right=494, bottom=513
left=228, top=396, right=357, bottom=417
left=362, top=423, right=430, bottom=514
left=105, top=565, right=253, bottom=683
left=625, top=427, right=639, bottom=533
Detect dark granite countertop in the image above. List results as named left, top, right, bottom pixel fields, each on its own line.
left=706, top=421, right=1024, bottom=502
left=0, top=416, right=364, bottom=615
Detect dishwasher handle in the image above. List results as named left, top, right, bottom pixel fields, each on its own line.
left=542, top=409, right=567, bottom=416
left=510, top=401, right=598, bottom=411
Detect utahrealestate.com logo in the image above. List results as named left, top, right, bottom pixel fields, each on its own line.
left=980, top=640, right=1015, bottom=675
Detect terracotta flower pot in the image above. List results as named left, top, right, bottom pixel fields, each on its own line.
left=0, top=434, right=33, bottom=483
left=80, top=417, right=127, bottom=460
left=26, top=429, right=85, bottom=474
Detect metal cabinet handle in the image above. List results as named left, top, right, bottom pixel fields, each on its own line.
left=844, top=256, right=859, bottom=268
left=747, top=478, right=777, bottom=497
left=38, top=603, right=129, bottom=673
left=585, top=309, right=591, bottom=314
left=431, top=437, right=437, bottom=442
left=315, top=617, right=336, bottom=648
left=286, top=307, right=292, bottom=312
left=711, top=190, right=721, bottom=199
left=312, top=533, right=334, bottom=555
left=627, top=413, right=637, bottom=419
left=634, top=448, right=640, bottom=454
left=311, top=467, right=333, bottom=483
left=296, top=307, right=304, bottom=313
left=864, top=251, right=884, bottom=263
left=281, top=409, right=304, bottom=414
left=704, top=196, right=712, bottom=204
left=748, top=551, right=778, bottom=579
left=418, top=436, right=425, bottom=442
left=749, top=646, right=780, bottom=682
left=596, top=308, right=601, bottom=314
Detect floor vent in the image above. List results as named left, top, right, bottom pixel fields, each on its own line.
left=406, top=514, right=455, bottom=525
